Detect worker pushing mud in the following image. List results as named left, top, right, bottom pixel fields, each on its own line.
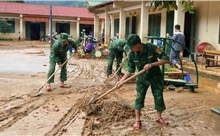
left=106, top=38, right=127, bottom=82
left=46, top=33, right=78, bottom=91
left=116, top=34, right=170, bottom=130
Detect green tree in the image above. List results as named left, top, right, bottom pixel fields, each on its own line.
left=1, top=0, right=24, bottom=3
left=151, top=0, right=195, bottom=14
left=0, top=19, right=11, bottom=35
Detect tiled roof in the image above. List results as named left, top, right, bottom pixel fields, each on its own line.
left=0, top=2, right=98, bottom=19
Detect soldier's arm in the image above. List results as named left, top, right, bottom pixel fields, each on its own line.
left=51, top=42, right=62, bottom=65
left=151, top=44, right=170, bottom=66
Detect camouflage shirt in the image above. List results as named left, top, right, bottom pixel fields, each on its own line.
left=50, top=38, right=77, bottom=65
left=127, top=43, right=169, bottom=85
left=109, top=39, right=126, bottom=51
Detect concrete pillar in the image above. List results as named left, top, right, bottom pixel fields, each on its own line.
left=19, top=14, right=23, bottom=40
left=161, top=9, right=167, bottom=37
left=140, top=1, right=149, bottom=43
left=94, top=14, right=99, bottom=39
left=76, top=17, right=80, bottom=38
left=119, top=7, right=126, bottom=39
left=105, top=8, right=110, bottom=45
left=110, top=15, right=114, bottom=38
left=174, top=2, right=185, bottom=32
left=101, top=19, right=105, bottom=33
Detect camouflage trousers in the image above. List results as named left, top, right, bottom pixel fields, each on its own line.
left=106, top=49, right=123, bottom=76
left=47, top=59, right=67, bottom=83
left=134, top=76, right=166, bottom=112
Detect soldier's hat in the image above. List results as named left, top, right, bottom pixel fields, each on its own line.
left=59, top=33, right=69, bottom=42
left=124, top=34, right=141, bottom=49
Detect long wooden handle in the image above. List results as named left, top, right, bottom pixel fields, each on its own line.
left=110, top=65, right=122, bottom=80
left=95, top=69, right=145, bottom=102
left=35, top=55, right=74, bottom=95
left=36, top=68, right=61, bottom=93
left=110, top=56, right=128, bottom=80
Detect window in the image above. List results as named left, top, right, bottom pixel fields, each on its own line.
left=148, top=14, right=161, bottom=36
left=114, top=18, right=119, bottom=36
left=56, top=23, right=70, bottom=34
left=7, top=20, right=15, bottom=33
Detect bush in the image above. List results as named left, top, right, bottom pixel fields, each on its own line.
left=0, top=19, right=11, bottom=34
left=0, top=37, right=13, bottom=41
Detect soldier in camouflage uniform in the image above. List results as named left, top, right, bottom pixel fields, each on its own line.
left=116, top=34, right=170, bottom=130
left=46, top=33, right=78, bottom=91
left=106, top=38, right=126, bottom=81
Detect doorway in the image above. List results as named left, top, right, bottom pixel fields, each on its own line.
left=31, top=22, right=40, bottom=40
left=25, top=22, right=45, bottom=40
left=184, top=12, right=195, bottom=57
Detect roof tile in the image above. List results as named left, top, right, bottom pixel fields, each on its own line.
left=0, top=2, right=97, bottom=19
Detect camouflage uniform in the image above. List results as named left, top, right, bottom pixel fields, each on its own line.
left=47, top=33, right=77, bottom=83
left=106, top=39, right=126, bottom=76
left=125, top=34, right=169, bottom=112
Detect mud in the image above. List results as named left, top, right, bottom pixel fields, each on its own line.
left=0, top=41, right=219, bottom=136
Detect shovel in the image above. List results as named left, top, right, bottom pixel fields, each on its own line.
left=88, top=69, right=145, bottom=111
left=33, top=54, right=74, bottom=96
left=108, top=56, right=128, bottom=81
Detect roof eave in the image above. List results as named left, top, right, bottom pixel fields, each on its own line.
left=88, top=1, right=113, bottom=14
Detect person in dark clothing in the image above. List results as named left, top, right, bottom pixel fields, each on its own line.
left=167, top=24, right=185, bottom=70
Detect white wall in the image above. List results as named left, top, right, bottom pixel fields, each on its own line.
left=70, top=22, right=77, bottom=38
left=194, top=1, right=220, bottom=50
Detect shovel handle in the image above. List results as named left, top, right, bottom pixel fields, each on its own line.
left=110, top=56, right=128, bottom=80
left=36, top=67, right=61, bottom=93
left=95, top=69, right=146, bottom=102
left=110, top=65, right=122, bottom=80
left=34, top=55, right=74, bottom=95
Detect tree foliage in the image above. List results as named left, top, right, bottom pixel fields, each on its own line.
left=0, top=19, right=11, bottom=35
left=151, top=0, right=195, bottom=14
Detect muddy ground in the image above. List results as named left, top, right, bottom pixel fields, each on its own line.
left=0, top=41, right=220, bottom=136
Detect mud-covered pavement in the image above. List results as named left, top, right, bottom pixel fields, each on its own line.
left=0, top=41, right=220, bottom=136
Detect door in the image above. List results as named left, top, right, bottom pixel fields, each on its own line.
left=114, top=18, right=119, bottom=37
left=166, top=11, right=174, bottom=54
left=40, top=22, right=46, bottom=40
left=131, top=16, right=136, bottom=34
left=184, top=12, right=195, bottom=57
left=25, top=21, right=31, bottom=40
left=125, top=17, right=130, bottom=38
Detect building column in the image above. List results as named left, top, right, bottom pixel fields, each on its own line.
left=160, top=9, right=167, bottom=37
left=140, top=1, right=149, bottom=43
left=76, top=17, right=80, bottom=38
left=20, top=14, right=23, bottom=40
left=174, top=2, right=185, bottom=32
left=119, top=7, right=126, bottom=39
left=110, top=15, right=114, bottom=38
left=105, top=8, right=110, bottom=45
left=94, top=14, right=99, bottom=39
left=101, top=19, right=105, bottom=33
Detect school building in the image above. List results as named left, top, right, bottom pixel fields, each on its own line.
left=0, top=2, right=104, bottom=41
left=88, top=1, right=220, bottom=57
